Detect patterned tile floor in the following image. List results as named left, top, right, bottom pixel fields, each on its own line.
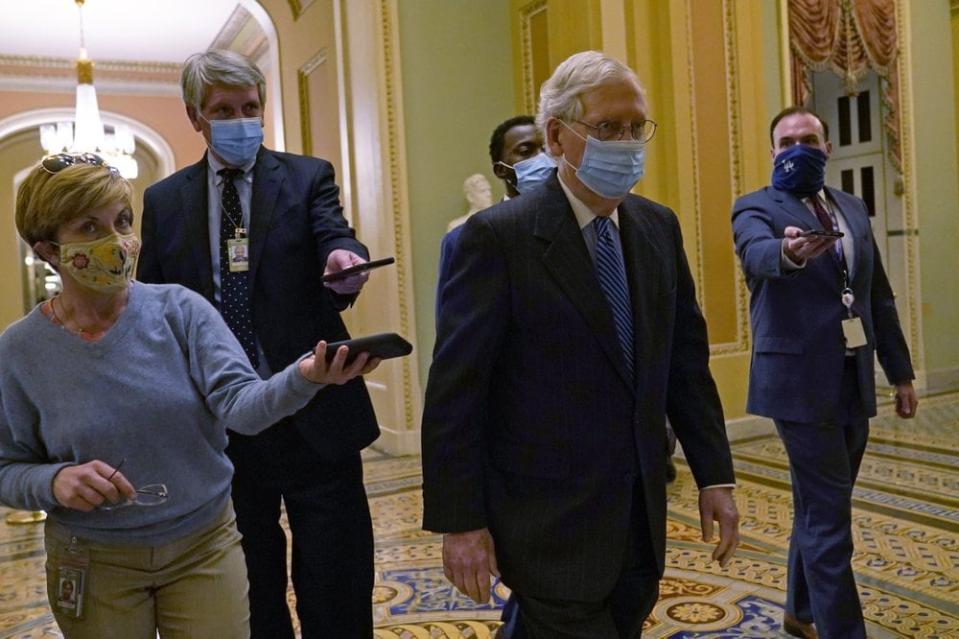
left=2, top=392, right=957, bottom=638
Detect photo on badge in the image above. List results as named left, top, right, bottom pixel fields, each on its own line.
left=56, top=566, right=85, bottom=617
left=227, top=238, right=250, bottom=272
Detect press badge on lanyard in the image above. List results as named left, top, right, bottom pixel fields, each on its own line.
left=227, top=228, right=250, bottom=273
left=56, top=536, right=89, bottom=619
left=840, top=287, right=867, bottom=349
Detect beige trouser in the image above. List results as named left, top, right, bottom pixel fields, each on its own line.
left=44, top=502, right=250, bottom=639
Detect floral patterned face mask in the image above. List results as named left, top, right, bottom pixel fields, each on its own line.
left=55, top=233, right=141, bottom=292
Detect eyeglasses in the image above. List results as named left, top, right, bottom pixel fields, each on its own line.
left=98, top=484, right=169, bottom=511
left=572, top=119, right=658, bottom=143
left=41, top=153, right=119, bottom=176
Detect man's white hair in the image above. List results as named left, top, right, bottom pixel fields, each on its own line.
left=536, top=51, right=643, bottom=155
left=181, top=49, right=267, bottom=112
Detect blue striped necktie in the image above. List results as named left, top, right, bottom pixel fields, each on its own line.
left=592, top=216, right=634, bottom=376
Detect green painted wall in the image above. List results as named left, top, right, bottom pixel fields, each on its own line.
left=908, top=0, right=959, bottom=379
left=398, top=0, right=516, bottom=384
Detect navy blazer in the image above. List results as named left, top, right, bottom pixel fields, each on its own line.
left=732, top=186, right=913, bottom=423
left=435, top=224, right=463, bottom=322
left=137, top=148, right=378, bottom=460
left=421, top=174, right=734, bottom=601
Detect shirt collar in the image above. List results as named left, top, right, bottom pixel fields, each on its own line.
left=207, top=152, right=255, bottom=183
left=557, top=173, right=620, bottom=230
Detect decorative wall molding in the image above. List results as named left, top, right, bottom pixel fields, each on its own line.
left=210, top=4, right=270, bottom=62
left=712, top=0, right=750, bottom=356
left=894, top=0, right=926, bottom=377
left=683, top=0, right=705, bottom=315
left=297, top=47, right=328, bottom=157
left=0, top=54, right=180, bottom=86
left=377, top=0, right=419, bottom=437
left=339, top=0, right=422, bottom=452
left=519, top=0, right=547, bottom=115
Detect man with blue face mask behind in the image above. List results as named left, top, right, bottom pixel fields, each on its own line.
left=435, top=115, right=548, bottom=317
left=137, top=50, right=379, bottom=638
left=732, top=106, right=917, bottom=639
left=422, top=51, right=739, bottom=638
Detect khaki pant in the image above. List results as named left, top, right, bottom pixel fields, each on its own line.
left=44, top=502, right=250, bottom=639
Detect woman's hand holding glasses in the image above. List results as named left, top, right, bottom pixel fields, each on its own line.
left=52, top=460, right=137, bottom=512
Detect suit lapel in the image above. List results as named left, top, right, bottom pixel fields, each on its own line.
left=179, top=159, right=214, bottom=302
left=535, top=178, right=633, bottom=389
left=248, top=148, right=284, bottom=286
left=618, top=200, right=662, bottom=391
left=769, top=187, right=819, bottom=229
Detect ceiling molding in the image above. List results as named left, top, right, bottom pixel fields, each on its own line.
left=209, top=5, right=269, bottom=63
left=210, top=5, right=252, bottom=50
left=0, top=54, right=180, bottom=84
left=0, top=75, right=181, bottom=97
left=0, top=54, right=180, bottom=96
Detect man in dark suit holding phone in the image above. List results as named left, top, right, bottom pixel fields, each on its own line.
left=137, top=50, right=379, bottom=638
left=731, top=106, right=917, bottom=639
left=422, top=51, right=740, bottom=638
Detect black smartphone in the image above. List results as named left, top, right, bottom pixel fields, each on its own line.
left=801, top=229, right=844, bottom=238
left=321, top=257, right=395, bottom=283
left=323, top=332, right=413, bottom=364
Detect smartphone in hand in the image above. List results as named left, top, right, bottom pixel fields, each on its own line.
left=322, top=257, right=395, bottom=283
left=323, top=332, right=413, bottom=364
left=801, top=229, right=844, bottom=238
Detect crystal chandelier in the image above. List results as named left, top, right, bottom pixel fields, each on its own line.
left=39, top=0, right=138, bottom=178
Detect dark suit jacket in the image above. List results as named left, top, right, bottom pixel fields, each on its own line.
left=421, top=174, right=734, bottom=601
left=137, top=148, right=378, bottom=461
left=435, top=224, right=463, bottom=322
left=732, top=186, right=913, bottom=423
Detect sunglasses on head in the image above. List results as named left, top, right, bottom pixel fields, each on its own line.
left=41, top=153, right=119, bottom=176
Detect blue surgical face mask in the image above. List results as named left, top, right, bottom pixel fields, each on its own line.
left=498, top=152, right=555, bottom=193
left=561, top=121, right=646, bottom=199
left=201, top=115, right=263, bottom=167
left=772, top=144, right=827, bottom=196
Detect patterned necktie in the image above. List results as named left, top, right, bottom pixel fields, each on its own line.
left=810, top=194, right=844, bottom=263
left=592, top=216, right=634, bottom=376
left=218, top=168, right=259, bottom=368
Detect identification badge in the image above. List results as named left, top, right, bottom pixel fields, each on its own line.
left=842, top=316, right=867, bottom=349
left=56, top=566, right=85, bottom=617
left=227, top=237, right=250, bottom=272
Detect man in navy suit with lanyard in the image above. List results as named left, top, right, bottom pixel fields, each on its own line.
left=422, top=51, right=740, bottom=638
left=137, top=50, right=379, bottom=638
left=732, top=106, right=918, bottom=639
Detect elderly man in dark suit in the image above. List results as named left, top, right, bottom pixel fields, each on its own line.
left=137, top=49, right=378, bottom=639
left=421, top=50, right=740, bottom=639
left=732, top=106, right=917, bottom=639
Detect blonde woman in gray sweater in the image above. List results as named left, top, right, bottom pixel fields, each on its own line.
left=0, top=154, right=378, bottom=638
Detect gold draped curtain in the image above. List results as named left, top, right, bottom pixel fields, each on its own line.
left=788, top=0, right=901, bottom=172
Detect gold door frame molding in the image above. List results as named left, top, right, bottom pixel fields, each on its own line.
left=297, top=47, right=328, bottom=157
left=339, top=0, right=422, bottom=453
left=377, top=0, right=418, bottom=434
left=683, top=0, right=750, bottom=357
left=892, top=0, right=926, bottom=378
left=519, top=0, right=548, bottom=114
left=713, top=0, right=750, bottom=357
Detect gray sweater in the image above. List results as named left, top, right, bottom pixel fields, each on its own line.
left=0, top=282, right=321, bottom=545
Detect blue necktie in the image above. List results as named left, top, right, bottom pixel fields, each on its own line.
left=218, top=168, right=259, bottom=368
left=592, top=216, right=634, bottom=376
